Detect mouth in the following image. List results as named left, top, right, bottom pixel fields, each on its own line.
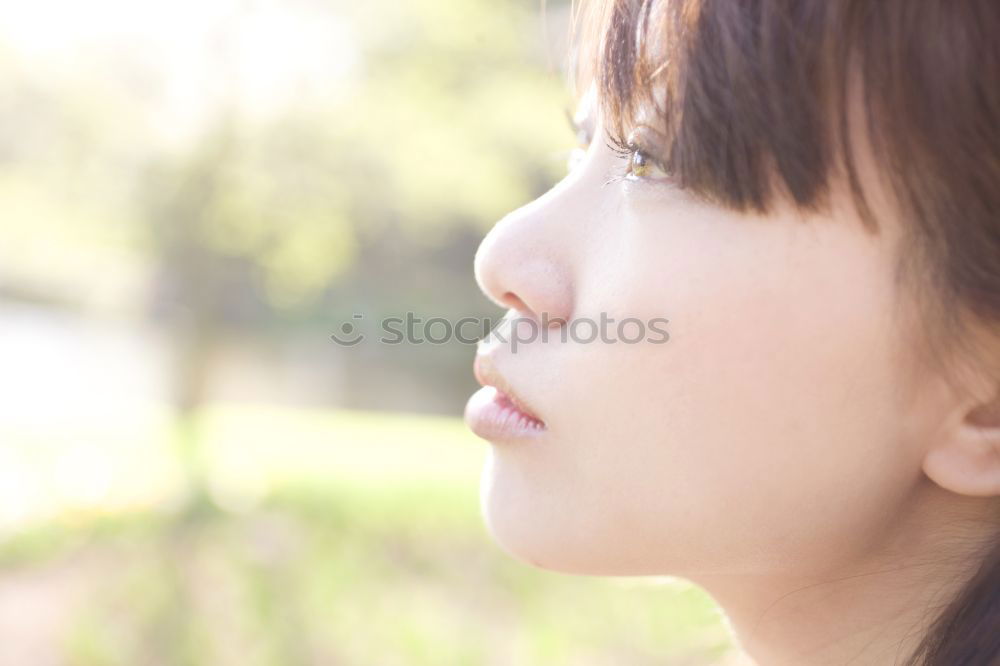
left=464, top=354, right=546, bottom=441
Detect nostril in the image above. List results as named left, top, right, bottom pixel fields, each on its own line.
left=500, top=292, right=534, bottom=317
left=500, top=292, right=568, bottom=329
left=474, top=225, right=574, bottom=329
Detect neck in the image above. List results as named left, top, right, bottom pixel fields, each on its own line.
left=695, top=486, right=997, bottom=666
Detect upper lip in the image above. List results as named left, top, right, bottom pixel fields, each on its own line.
left=473, top=354, right=544, bottom=424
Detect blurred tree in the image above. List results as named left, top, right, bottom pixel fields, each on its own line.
left=0, top=0, right=577, bottom=504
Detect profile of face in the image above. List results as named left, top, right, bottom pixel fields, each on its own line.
left=464, top=84, right=995, bottom=586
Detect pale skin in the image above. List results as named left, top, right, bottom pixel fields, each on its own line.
left=468, top=85, right=1000, bottom=665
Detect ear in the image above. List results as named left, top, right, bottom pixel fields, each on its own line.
left=922, top=383, right=1000, bottom=497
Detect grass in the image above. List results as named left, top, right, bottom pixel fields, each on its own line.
left=0, top=404, right=737, bottom=665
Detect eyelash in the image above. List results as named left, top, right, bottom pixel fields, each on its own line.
left=565, top=113, right=669, bottom=186
left=604, top=134, right=635, bottom=185
left=604, top=132, right=670, bottom=186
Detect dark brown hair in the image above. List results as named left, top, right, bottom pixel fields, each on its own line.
left=573, top=1, right=1000, bottom=664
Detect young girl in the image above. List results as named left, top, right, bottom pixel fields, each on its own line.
left=463, top=1, right=1000, bottom=664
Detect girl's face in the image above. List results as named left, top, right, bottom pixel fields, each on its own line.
left=466, top=87, right=940, bottom=580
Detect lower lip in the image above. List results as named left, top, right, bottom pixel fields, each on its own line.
left=464, top=386, right=546, bottom=442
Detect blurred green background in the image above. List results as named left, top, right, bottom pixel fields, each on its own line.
left=0, top=0, right=737, bottom=663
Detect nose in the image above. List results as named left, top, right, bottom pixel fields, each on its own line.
left=473, top=189, right=576, bottom=327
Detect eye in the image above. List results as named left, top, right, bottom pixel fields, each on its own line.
left=623, top=134, right=670, bottom=182
left=601, top=125, right=672, bottom=185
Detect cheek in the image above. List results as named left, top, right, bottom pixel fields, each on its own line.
left=485, top=213, right=921, bottom=577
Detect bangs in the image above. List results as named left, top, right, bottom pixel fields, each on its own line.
left=576, top=0, right=1000, bottom=240
left=596, top=0, right=838, bottom=217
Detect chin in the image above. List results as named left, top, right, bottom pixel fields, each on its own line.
left=478, top=457, right=654, bottom=577
left=477, top=460, right=577, bottom=573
